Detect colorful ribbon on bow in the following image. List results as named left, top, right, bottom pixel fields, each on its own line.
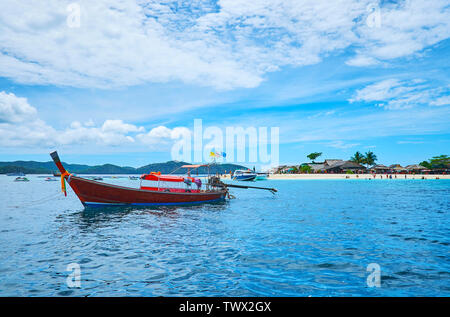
left=61, top=171, right=71, bottom=196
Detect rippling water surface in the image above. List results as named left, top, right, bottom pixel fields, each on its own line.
left=0, top=175, right=449, bottom=296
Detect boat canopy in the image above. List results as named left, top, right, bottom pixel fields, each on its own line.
left=181, top=164, right=205, bottom=168
left=141, top=172, right=195, bottom=182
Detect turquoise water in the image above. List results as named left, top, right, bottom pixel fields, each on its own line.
left=0, top=175, right=449, bottom=296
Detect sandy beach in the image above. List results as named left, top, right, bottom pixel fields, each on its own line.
left=222, top=174, right=450, bottom=180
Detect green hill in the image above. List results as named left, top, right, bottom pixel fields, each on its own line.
left=0, top=160, right=91, bottom=174
left=0, top=160, right=249, bottom=175
left=0, top=165, right=51, bottom=174
left=81, top=164, right=136, bottom=174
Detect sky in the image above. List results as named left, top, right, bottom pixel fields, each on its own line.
left=0, top=0, right=449, bottom=169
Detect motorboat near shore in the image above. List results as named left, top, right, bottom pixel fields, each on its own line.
left=232, top=169, right=257, bottom=181
left=50, top=151, right=277, bottom=208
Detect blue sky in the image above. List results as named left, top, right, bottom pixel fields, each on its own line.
left=0, top=1, right=449, bottom=168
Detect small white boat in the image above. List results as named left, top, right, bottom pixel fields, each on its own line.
left=232, top=170, right=257, bottom=181
left=255, top=173, right=269, bottom=181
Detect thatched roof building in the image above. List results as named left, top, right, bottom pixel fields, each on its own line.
left=324, top=159, right=344, bottom=166
left=369, top=164, right=390, bottom=172
left=325, top=161, right=366, bottom=173
left=405, top=164, right=426, bottom=171
left=309, top=163, right=326, bottom=172
left=308, top=160, right=366, bottom=173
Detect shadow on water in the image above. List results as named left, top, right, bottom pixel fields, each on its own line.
left=59, top=199, right=229, bottom=229
left=81, top=199, right=228, bottom=216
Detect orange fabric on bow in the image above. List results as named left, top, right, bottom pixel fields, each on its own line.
left=61, top=171, right=71, bottom=196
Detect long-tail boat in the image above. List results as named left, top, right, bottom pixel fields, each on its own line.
left=50, top=151, right=228, bottom=208
left=50, top=151, right=277, bottom=208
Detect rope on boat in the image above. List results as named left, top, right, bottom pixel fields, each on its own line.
left=60, top=170, right=71, bottom=196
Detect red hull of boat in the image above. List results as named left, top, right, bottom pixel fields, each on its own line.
left=66, top=175, right=227, bottom=207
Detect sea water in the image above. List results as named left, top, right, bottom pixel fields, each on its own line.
left=0, top=175, right=449, bottom=296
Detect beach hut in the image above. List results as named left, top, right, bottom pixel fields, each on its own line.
left=324, top=159, right=344, bottom=166
left=324, top=161, right=366, bottom=173
left=390, top=164, right=407, bottom=174
left=405, top=164, right=426, bottom=174
left=308, top=163, right=326, bottom=173
left=369, top=164, right=390, bottom=173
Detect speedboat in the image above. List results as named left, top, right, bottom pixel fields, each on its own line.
left=232, top=170, right=257, bottom=181
left=14, top=177, right=29, bottom=182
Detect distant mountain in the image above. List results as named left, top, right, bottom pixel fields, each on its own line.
left=0, top=165, right=51, bottom=174
left=0, top=160, right=249, bottom=175
left=136, top=161, right=249, bottom=175
left=135, top=161, right=191, bottom=174
left=0, top=160, right=91, bottom=174
left=81, top=164, right=136, bottom=174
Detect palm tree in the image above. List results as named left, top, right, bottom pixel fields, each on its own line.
left=364, top=151, right=377, bottom=167
left=350, top=151, right=365, bottom=164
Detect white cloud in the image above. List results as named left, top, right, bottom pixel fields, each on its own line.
left=0, top=1, right=448, bottom=90
left=397, top=140, right=424, bottom=144
left=349, top=79, right=450, bottom=110
left=57, top=122, right=140, bottom=147
left=345, top=55, right=379, bottom=67
left=101, top=119, right=145, bottom=134
left=348, top=0, right=450, bottom=66
left=430, top=95, right=450, bottom=106
left=137, top=126, right=191, bottom=148
left=0, top=91, right=55, bottom=147
left=0, top=91, right=38, bottom=123
left=326, top=140, right=360, bottom=149
left=0, top=91, right=182, bottom=149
